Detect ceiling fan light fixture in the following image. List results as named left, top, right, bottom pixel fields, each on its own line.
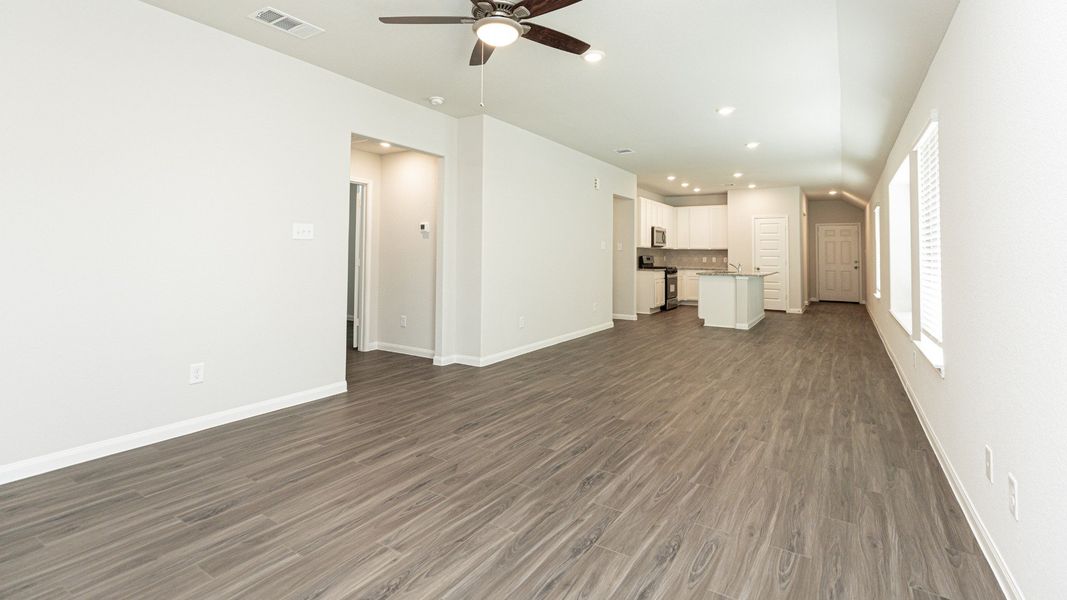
left=582, top=49, right=605, bottom=63
left=474, top=16, right=521, bottom=47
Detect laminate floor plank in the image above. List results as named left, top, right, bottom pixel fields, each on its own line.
left=0, top=304, right=1004, bottom=599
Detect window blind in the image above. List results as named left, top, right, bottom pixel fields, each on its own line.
left=916, top=122, right=942, bottom=344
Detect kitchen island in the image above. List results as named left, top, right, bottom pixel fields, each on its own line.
left=697, top=271, right=777, bottom=330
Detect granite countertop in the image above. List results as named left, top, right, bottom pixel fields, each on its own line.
left=698, top=271, right=778, bottom=277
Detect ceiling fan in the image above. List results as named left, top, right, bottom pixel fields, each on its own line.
left=379, top=0, right=591, bottom=66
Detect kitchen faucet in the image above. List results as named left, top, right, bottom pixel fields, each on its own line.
left=728, top=263, right=742, bottom=273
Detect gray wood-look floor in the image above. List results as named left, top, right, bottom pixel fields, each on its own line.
left=0, top=304, right=1002, bottom=599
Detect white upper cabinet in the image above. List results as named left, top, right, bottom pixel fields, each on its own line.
left=689, top=206, right=711, bottom=249
left=708, top=205, right=728, bottom=249
left=671, top=204, right=729, bottom=250
left=638, top=197, right=678, bottom=248
left=676, top=207, right=690, bottom=249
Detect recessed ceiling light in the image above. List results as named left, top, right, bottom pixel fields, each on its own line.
left=428, top=96, right=445, bottom=106
left=582, top=50, right=605, bottom=63
left=829, top=189, right=838, bottom=195
left=666, top=176, right=676, bottom=182
left=733, top=172, right=743, bottom=178
left=379, top=142, right=392, bottom=148
left=748, top=183, right=757, bottom=189
left=746, top=142, right=760, bottom=149
left=681, top=182, right=690, bottom=188
left=716, top=106, right=736, bottom=116
left=474, top=17, right=521, bottom=47
left=693, top=188, right=702, bottom=193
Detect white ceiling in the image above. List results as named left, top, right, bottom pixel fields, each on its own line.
left=141, top=0, right=958, bottom=202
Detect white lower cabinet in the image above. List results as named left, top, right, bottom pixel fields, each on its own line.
left=636, top=270, right=665, bottom=314
left=680, top=271, right=700, bottom=301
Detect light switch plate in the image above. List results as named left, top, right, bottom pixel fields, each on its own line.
left=292, top=222, right=314, bottom=240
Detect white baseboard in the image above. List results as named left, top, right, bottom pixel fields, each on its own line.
left=809, top=297, right=819, bottom=303
left=0, top=380, right=348, bottom=486
left=612, top=313, right=638, bottom=321
left=867, top=307, right=1023, bottom=600
left=444, top=322, right=614, bottom=368
left=375, top=342, right=434, bottom=359
left=736, top=311, right=765, bottom=330
left=786, top=308, right=804, bottom=314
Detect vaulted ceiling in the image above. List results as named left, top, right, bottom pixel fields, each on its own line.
left=141, top=0, right=959, bottom=203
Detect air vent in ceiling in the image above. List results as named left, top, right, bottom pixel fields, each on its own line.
left=249, top=7, right=325, bottom=39
left=614, top=148, right=635, bottom=155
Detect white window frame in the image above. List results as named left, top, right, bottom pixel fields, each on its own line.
left=888, top=158, right=912, bottom=333
left=914, top=119, right=944, bottom=374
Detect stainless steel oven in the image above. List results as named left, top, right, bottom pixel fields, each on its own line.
left=652, top=227, right=667, bottom=247
left=664, top=268, right=678, bottom=310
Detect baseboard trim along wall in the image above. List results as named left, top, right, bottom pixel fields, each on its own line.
left=0, top=380, right=349, bottom=486
left=612, top=313, right=638, bottom=321
left=786, top=308, right=804, bottom=314
left=867, top=307, right=1023, bottom=600
left=436, top=322, right=614, bottom=368
left=375, top=342, right=435, bottom=359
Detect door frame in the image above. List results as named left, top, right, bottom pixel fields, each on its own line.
left=350, top=177, right=372, bottom=352
left=815, top=222, right=862, bottom=303
left=752, top=214, right=789, bottom=310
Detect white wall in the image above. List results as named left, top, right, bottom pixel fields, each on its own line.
left=477, top=116, right=637, bottom=361
left=664, top=193, right=728, bottom=207
left=808, top=199, right=865, bottom=300
left=726, top=186, right=804, bottom=312
left=377, top=151, right=439, bottom=354
left=864, top=1, right=1067, bottom=597
left=0, top=0, right=459, bottom=476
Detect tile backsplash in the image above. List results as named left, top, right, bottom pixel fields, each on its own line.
left=639, top=249, right=729, bottom=269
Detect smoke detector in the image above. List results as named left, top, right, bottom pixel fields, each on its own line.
left=428, top=96, right=445, bottom=106
left=249, top=7, right=325, bottom=39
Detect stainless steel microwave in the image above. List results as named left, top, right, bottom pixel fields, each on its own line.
left=652, top=227, right=667, bottom=247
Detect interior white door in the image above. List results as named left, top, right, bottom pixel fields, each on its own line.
left=752, top=216, right=788, bottom=311
left=817, top=223, right=861, bottom=302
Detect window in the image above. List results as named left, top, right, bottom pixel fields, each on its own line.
left=916, top=122, right=944, bottom=370
left=888, top=158, right=912, bottom=332
left=873, top=205, right=882, bottom=298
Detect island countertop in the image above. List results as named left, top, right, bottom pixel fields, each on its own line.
left=697, top=271, right=778, bottom=278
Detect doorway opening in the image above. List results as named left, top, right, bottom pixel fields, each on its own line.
left=815, top=223, right=862, bottom=302
left=348, top=182, right=366, bottom=349
left=348, top=135, right=442, bottom=364
left=612, top=195, right=636, bottom=320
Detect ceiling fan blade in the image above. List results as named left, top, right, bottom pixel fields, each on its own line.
left=379, top=16, right=473, bottom=24
left=520, top=0, right=585, bottom=17
left=523, top=22, right=590, bottom=55
left=469, top=40, right=496, bottom=66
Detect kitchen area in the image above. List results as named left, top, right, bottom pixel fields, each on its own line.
left=635, top=194, right=774, bottom=330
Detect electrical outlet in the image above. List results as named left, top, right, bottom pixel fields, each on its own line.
left=400, top=315, right=407, bottom=328
left=518, top=316, right=526, bottom=329
left=291, top=222, right=314, bottom=240
left=189, top=362, right=205, bottom=385
left=601, top=241, right=607, bottom=250
left=985, top=446, right=993, bottom=483
left=592, top=302, right=598, bottom=312
left=1008, top=473, right=1019, bottom=521
left=616, top=242, right=622, bottom=251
